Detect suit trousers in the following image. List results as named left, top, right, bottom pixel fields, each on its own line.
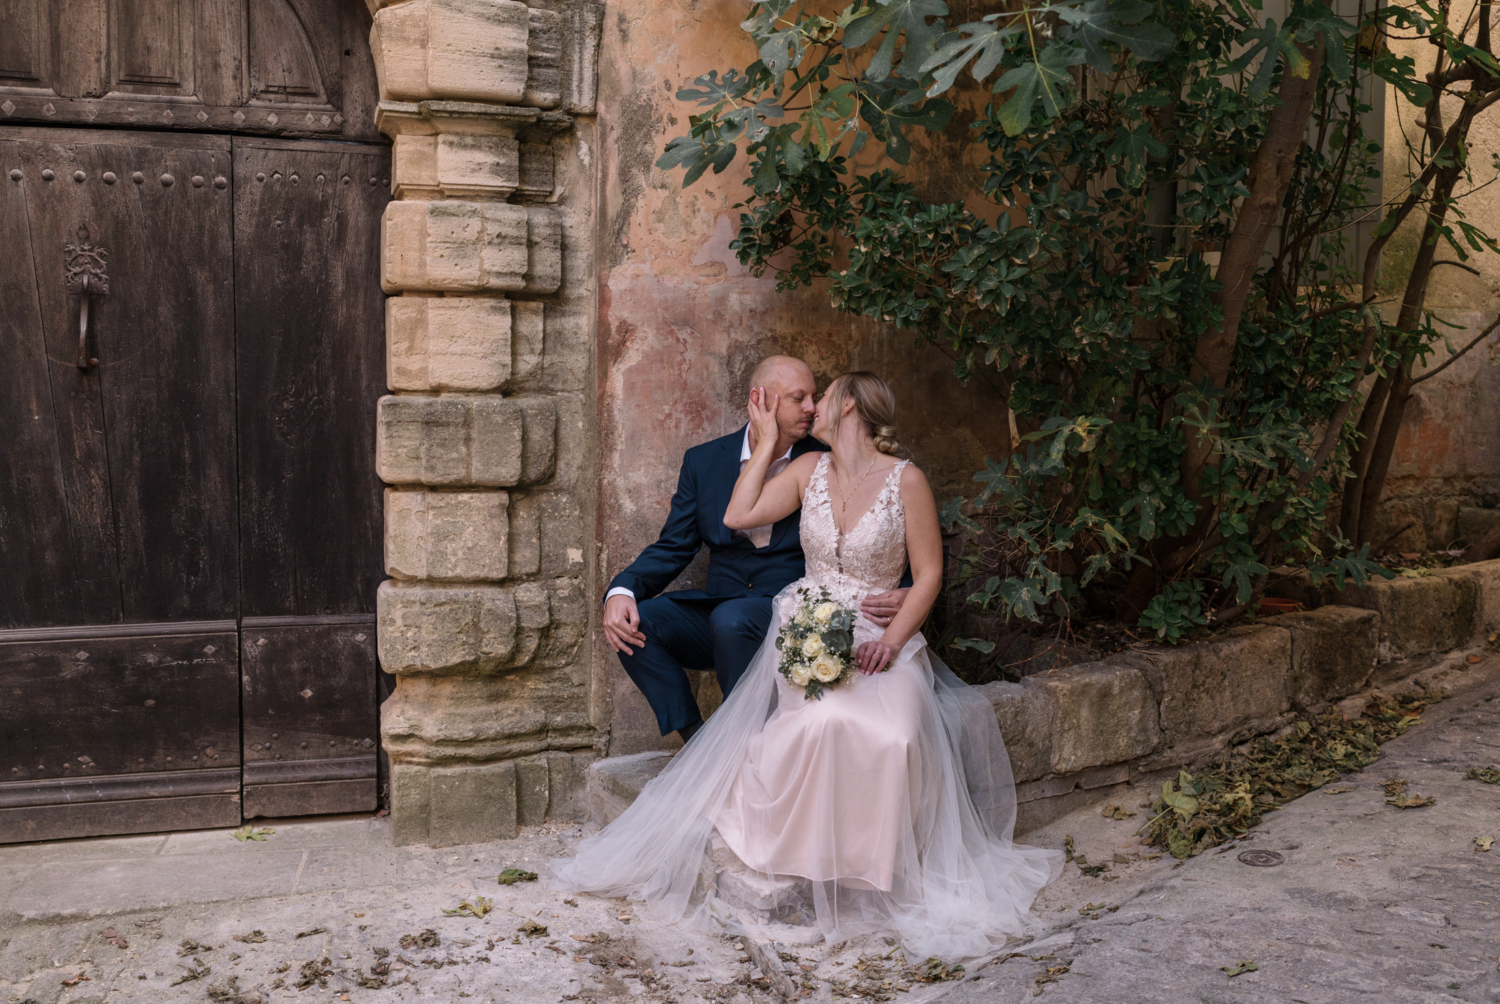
left=620, top=595, right=774, bottom=736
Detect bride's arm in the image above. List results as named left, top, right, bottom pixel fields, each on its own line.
left=723, top=390, right=815, bottom=530
left=857, top=465, right=943, bottom=674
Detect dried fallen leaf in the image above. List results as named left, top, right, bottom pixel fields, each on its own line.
left=178, top=939, right=214, bottom=957
left=399, top=930, right=440, bottom=949
left=232, top=930, right=266, bottom=944
left=1476, top=836, right=1494, bottom=852
left=1221, top=960, right=1258, bottom=978
left=232, top=825, right=275, bottom=842
left=1465, top=767, right=1500, bottom=784
left=294, top=927, right=327, bottom=939
left=1101, top=803, right=1136, bottom=820
left=1386, top=792, right=1436, bottom=809
left=563, top=897, right=578, bottom=907
left=497, top=868, right=538, bottom=886
left=1382, top=778, right=1409, bottom=797
left=61, top=972, right=89, bottom=987
left=100, top=928, right=128, bottom=949
left=1033, top=963, right=1070, bottom=995
left=170, top=960, right=211, bottom=986
left=518, top=920, right=549, bottom=938
left=1468, top=654, right=1483, bottom=664
left=442, top=897, right=493, bottom=918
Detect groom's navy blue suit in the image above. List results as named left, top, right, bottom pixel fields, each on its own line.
left=611, top=426, right=827, bottom=736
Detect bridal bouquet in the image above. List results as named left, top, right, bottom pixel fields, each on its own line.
left=774, top=587, right=856, bottom=700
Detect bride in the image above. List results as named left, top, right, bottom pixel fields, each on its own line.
left=550, top=372, right=1061, bottom=959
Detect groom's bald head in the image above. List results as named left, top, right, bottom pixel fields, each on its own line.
left=747, top=355, right=818, bottom=447
left=749, top=355, right=814, bottom=394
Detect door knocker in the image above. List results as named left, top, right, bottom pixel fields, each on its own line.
left=65, top=230, right=109, bottom=369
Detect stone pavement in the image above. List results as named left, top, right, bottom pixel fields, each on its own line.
left=951, top=655, right=1500, bottom=1003
left=3, top=658, right=1498, bottom=1004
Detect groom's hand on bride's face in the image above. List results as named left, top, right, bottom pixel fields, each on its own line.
left=603, top=595, right=647, bottom=654
left=859, top=588, right=909, bottom=627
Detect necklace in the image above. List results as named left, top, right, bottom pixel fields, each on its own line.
left=831, top=454, right=879, bottom=515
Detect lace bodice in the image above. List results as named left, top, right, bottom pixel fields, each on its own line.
left=800, top=455, right=910, bottom=598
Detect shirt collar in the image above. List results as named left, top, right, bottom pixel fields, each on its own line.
left=741, top=425, right=794, bottom=464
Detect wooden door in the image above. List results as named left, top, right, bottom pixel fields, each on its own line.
left=0, top=0, right=379, bottom=141
left=0, top=128, right=243, bottom=841
left=233, top=137, right=389, bottom=819
left=0, top=0, right=390, bottom=843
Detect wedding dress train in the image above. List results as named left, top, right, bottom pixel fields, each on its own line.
left=549, top=457, right=1061, bottom=959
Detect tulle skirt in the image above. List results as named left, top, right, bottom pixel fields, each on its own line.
left=547, top=579, right=1063, bottom=961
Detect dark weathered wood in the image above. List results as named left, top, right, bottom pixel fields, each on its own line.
left=0, top=625, right=241, bottom=782
left=233, top=137, right=388, bottom=618
left=0, top=793, right=241, bottom=843
left=0, top=0, right=379, bottom=141
left=0, top=135, right=82, bottom=629
left=239, top=616, right=379, bottom=818
left=5, top=128, right=241, bottom=625
left=0, top=766, right=242, bottom=808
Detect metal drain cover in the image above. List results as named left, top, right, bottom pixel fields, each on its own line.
left=1237, top=849, right=1285, bottom=867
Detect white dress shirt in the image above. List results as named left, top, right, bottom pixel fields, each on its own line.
left=606, top=428, right=795, bottom=603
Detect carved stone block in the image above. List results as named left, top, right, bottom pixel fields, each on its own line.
left=377, top=395, right=557, bottom=487
left=523, top=205, right=563, bottom=294
left=371, top=0, right=532, bottom=105
left=393, top=134, right=520, bottom=200
left=382, top=201, right=562, bottom=294
left=386, top=295, right=512, bottom=392
left=523, top=8, right=563, bottom=109
left=379, top=580, right=545, bottom=675
left=384, top=489, right=510, bottom=580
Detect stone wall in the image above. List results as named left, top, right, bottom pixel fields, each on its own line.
left=590, top=0, right=1015, bottom=758
left=1377, top=2, right=1500, bottom=551
left=987, top=560, right=1500, bottom=833
left=367, top=0, right=605, bottom=847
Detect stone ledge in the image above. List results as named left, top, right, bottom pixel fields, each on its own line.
left=575, top=568, right=1496, bottom=838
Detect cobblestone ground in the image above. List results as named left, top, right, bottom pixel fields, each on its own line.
left=3, top=657, right=1497, bottom=1004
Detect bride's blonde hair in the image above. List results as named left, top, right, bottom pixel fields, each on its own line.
left=824, top=371, right=901, bottom=455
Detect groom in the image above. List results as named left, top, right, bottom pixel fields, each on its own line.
left=604, top=356, right=908, bottom=743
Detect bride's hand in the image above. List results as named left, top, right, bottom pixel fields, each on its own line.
left=747, top=386, right=780, bottom=448
left=856, top=639, right=895, bottom=675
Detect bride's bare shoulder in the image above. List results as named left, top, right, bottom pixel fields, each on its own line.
left=788, top=451, right=825, bottom=476
left=896, top=460, right=931, bottom=491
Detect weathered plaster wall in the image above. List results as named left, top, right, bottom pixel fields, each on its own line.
left=1377, top=8, right=1500, bottom=550
left=590, top=1, right=1011, bottom=755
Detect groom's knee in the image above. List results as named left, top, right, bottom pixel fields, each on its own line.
left=708, top=598, right=771, bottom=643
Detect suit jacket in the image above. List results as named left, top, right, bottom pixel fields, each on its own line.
left=609, top=426, right=828, bottom=603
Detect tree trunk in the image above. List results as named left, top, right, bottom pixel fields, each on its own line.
left=1115, top=33, right=1329, bottom=622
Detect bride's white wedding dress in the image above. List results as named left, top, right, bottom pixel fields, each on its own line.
left=550, top=457, right=1062, bottom=959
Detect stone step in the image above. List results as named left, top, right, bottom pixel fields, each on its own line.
left=584, top=750, right=670, bottom=826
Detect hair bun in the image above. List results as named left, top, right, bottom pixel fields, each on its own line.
left=873, top=425, right=900, bottom=455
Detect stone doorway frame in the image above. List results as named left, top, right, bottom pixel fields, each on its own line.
left=366, top=0, right=603, bottom=846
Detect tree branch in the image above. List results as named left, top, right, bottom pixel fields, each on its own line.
left=1410, top=313, right=1500, bottom=384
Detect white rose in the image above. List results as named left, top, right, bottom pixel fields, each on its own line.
left=789, top=661, right=813, bottom=687
left=812, top=653, right=844, bottom=683
left=801, top=633, right=825, bottom=658
left=813, top=602, right=839, bottom=626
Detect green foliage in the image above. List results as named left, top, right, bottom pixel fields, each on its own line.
left=1138, top=580, right=1208, bottom=643
left=656, top=0, right=1488, bottom=641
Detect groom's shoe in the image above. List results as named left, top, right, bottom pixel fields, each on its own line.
left=677, top=720, right=702, bottom=745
